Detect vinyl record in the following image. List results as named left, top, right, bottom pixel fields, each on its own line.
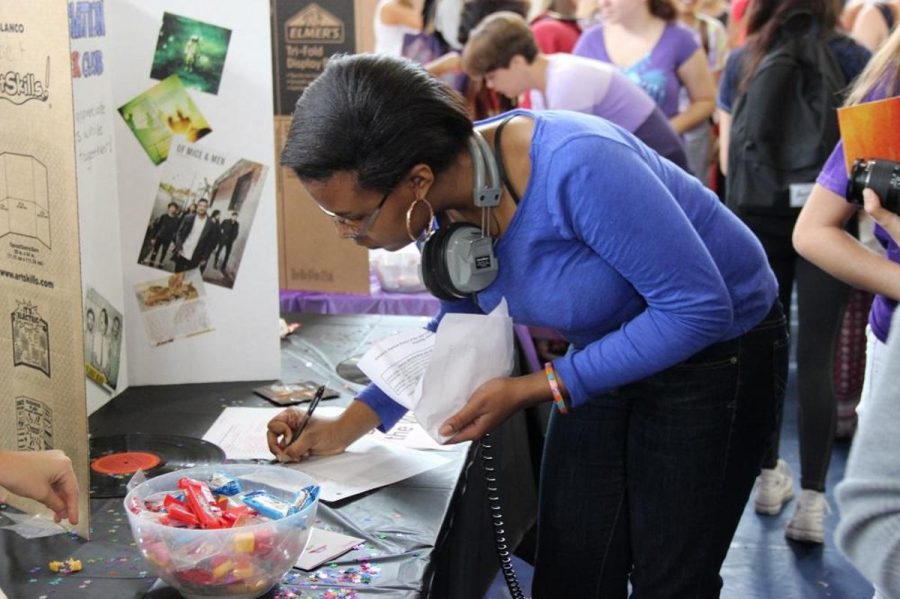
left=89, top=433, right=226, bottom=498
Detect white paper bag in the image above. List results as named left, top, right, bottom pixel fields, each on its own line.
left=416, top=300, right=515, bottom=442
left=358, top=300, right=515, bottom=444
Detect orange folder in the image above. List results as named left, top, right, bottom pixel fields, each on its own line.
left=837, top=95, right=900, bottom=175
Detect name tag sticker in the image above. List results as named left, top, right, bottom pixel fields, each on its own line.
left=789, top=183, right=814, bottom=208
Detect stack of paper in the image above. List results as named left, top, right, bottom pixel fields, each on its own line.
left=202, top=406, right=451, bottom=502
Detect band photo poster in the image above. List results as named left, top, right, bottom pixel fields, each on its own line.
left=136, top=138, right=268, bottom=290
left=83, top=288, right=124, bottom=392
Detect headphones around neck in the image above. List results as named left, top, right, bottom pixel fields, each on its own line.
left=419, top=129, right=502, bottom=301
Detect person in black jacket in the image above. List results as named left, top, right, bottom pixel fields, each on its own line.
left=214, top=211, right=240, bottom=271
left=173, top=199, right=219, bottom=272
left=146, top=202, right=182, bottom=267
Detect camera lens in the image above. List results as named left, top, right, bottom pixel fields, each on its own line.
left=847, top=159, right=900, bottom=214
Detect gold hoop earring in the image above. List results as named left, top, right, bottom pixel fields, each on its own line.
left=405, top=197, right=435, bottom=242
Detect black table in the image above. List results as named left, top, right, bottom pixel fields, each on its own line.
left=0, top=313, right=538, bottom=598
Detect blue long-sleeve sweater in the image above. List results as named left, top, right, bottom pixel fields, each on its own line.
left=360, top=109, right=778, bottom=431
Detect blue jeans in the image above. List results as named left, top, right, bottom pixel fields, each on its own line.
left=532, top=302, right=788, bottom=598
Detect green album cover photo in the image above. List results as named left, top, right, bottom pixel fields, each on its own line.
left=150, top=12, right=232, bottom=95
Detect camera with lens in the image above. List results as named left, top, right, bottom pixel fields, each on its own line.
left=847, top=159, right=900, bottom=214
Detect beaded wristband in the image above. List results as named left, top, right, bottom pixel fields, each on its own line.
left=544, top=362, right=569, bottom=415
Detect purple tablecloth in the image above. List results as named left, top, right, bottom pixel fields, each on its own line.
left=279, top=273, right=542, bottom=373
left=280, top=272, right=440, bottom=317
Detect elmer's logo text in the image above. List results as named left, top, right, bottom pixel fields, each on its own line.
left=285, top=3, right=345, bottom=44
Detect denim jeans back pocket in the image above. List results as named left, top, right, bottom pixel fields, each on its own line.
left=632, top=344, right=740, bottom=407
left=670, top=337, right=739, bottom=371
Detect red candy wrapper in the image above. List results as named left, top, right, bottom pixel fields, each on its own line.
left=179, top=478, right=225, bottom=529
left=164, top=504, right=200, bottom=527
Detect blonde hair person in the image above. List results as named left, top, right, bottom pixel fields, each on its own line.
left=793, top=26, right=900, bottom=561
left=794, top=25, right=900, bottom=299
left=573, top=0, right=717, bottom=134
left=374, top=0, right=424, bottom=56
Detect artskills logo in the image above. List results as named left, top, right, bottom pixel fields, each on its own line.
left=0, top=57, right=50, bottom=105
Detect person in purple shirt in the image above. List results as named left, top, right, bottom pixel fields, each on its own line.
left=461, top=11, right=689, bottom=169
left=793, top=21, right=900, bottom=564
left=269, top=53, right=787, bottom=596
left=794, top=27, right=900, bottom=595
left=573, top=0, right=715, bottom=135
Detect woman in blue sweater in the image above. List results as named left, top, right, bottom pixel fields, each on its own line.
left=272, top=53, right=786, bottom=597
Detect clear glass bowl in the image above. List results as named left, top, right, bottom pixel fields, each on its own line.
left=125, top=464, right=317, bottom=599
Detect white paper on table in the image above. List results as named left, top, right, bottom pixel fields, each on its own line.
left=202, top=406, right=289, bottom=460
left=358, top=299, right=515, bottom=443
left=366, top=412, right=459, bottom=451
left=357, top=328, right=435, bottom=410
left=290, top=435, right=449, bottom=502
left=295, top=527, right=364, bottom=571
left=202, top=406, right=451, bottom=501
left=203, top=406, right=454, bottom=458
left=0, top=512, right=69, bottom=539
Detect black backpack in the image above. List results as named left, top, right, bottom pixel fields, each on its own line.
left=726, top=15, right=847, bottom=216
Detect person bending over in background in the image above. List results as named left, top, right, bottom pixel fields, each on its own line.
left=462, top=11, right=689, bottom=169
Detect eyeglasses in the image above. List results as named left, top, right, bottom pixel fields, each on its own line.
left=318, top=191, right=390, bottom=240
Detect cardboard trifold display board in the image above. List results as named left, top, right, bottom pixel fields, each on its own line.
left=0, top=0, right=92, bottom=537
left=272, top=0, right=376, bottom=294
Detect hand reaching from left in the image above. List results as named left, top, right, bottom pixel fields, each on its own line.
left=0, top=450, right=79, bottom=524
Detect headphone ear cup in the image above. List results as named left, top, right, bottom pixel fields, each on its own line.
left=420, top=222, right=474, bottom=301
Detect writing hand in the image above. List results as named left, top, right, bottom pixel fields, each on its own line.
left=266, top=409, right=348, bottom=463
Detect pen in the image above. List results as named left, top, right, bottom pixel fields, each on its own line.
left=290, top=384, right=325, bottom=446
left=274, top=384, right=326, bottom=463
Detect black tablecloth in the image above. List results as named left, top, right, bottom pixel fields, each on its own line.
left=0, top=313, right=538, bottom=598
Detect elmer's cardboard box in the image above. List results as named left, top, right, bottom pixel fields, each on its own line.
left=272, top=0, right=377, bottom=294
